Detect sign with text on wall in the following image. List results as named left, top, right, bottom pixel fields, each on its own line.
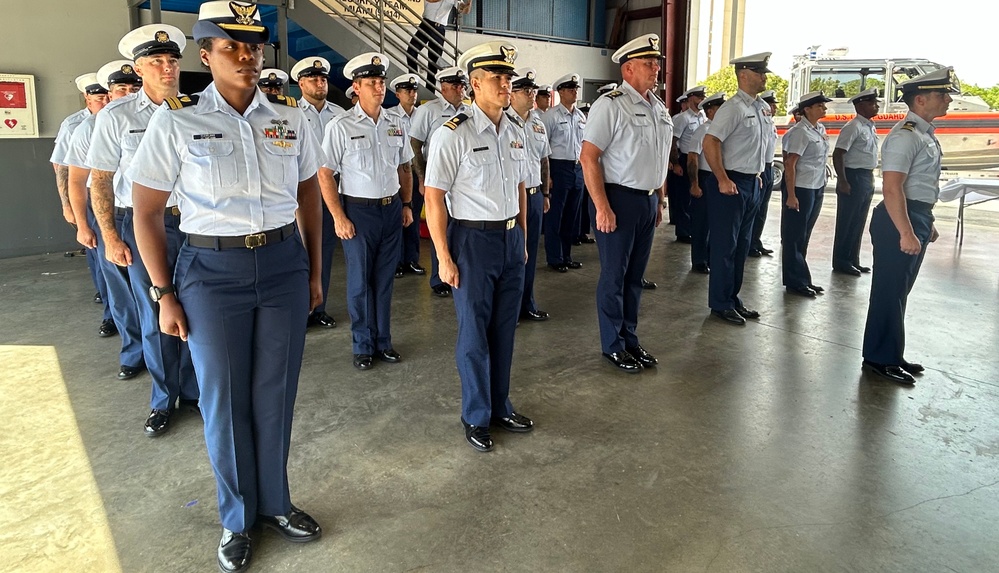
left=0, top=73, right=39, bottom=138
left=334, top=0, right=423, bottom=22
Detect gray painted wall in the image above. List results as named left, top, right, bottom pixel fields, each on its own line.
left=0, top=0, right=127, bottom=258
left=0, top=138, right=77, bottom=258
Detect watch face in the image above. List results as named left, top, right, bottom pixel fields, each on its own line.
left=149, top=285, right=160, bottom=301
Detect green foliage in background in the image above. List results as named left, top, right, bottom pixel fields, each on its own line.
left=699, top=66, right=789, bottom=114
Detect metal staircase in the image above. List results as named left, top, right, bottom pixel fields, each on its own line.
left=133, top=0, right=464, bottom=101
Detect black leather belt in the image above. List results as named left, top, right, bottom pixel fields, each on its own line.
left=187, top=222, right=296, bottom=250
left=606, top=183, right=655, bottom=196
left=726, top=170, right=761, bottom=180
left=552, top=158, right=581, bottom=166
left=456, top=218, right=517, bottom=231
left=342, top=193, right=398, bottom=206
left=115, top=206, right=181, bottom=217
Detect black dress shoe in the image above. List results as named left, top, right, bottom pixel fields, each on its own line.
left=808, top=284, right=825, bottom=293
left=98, top=319, right=118, bottom=338
left=786, top=286, right=817, bottom=298
left=218, top=529, right=252, bottom=573
left=641, top=278, right=658, bottom=289
left=747, top=248, right=762, bottom=258
left=405, top=261, right=427, bottom=275
left=855, top=265, right=871, bottom=273
left=691, top=263, right=710, bottom=274
left=675, top=235, right=692, bottom=244
left=565, top=260, right=583, bottom=269
left=93, top=292, right=103, bottom=304
left=734, top=305, right=760, bottom=319
left=758, top=247, right=774, bottom=256
left=834, top=266, right=862, bottom=276
left=118, top=364, right=145, bottom=380
left=492, top=412, right=534, bottom=433
left=520, top=309, right=549, bottom=321
left=626, top=345, right=658, bottom=367
left=579, top=235, right=596, bottom=244
left=863, top=360, right=915, bottom=384
left=462, top=419, right=494, bottom=452
left=353, top=354, right=374, bottom=370
left=394, top=264, right=404, bottom=278
left=548, top=263, right=568, bottom=273
left=144, top=409, right=172, bottom=437
left=431, top=284, right=452, bottom=297
left=258, top=505, right=322, bottom=543
left=309, top=311, right=337, bottom=328
left=711, top=309, right=746, bottom=325
left=602, top=351, right=643, bottom=373
left=377, top=348, right=402, bottom=363
left=901, top=360, right=925, bottom=374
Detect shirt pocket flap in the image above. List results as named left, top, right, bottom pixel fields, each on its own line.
left=187, top=140, right=234, bottom=157
left=347, top=137, right=373, bottom=151
left=468, top=149, right=498, bottom=166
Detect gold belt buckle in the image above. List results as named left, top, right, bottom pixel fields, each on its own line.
left=170, top=206, right=181, bottom=216
left=244, top=232, right=267, bottom=249
left=647, top=189, right=655, bottom=196
left=528, top=187, right=537, bottom=195
left=380, top=196, right=392, bottom=206
left=505, top=218, right=515, bottom=230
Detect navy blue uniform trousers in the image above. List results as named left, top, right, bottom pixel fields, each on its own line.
left=449, top=221, right=524, bottom=427
left=750, top=163, right=774, bottom=251
left=315, top=201, right=337, bottom=314
left=400, top=174, right=423, bottom=265
left=121, top=209, right=198, bottom=410
left=86, top=203, right=112, bottom=322
left=781, top=185, right=824, bottom=289
left=833, top=168, right=874, bottom=270
left=96, top=209, right=144, bottom=368
left=520, top=188, right=544, bottom=315
left=174, top=228, right=309, bottom=533
left=591, top=185, right=657, bottom=354
left=706, top=171, right=760, bottom=311
left=545, top=159, right=583, bottom=265
left=341, top=199, right=402, bottom=355
left=667, top=162, right=692, bottom=238
left=862, top=201, right=934, bottom=365
left=690, top=170, right=713, bottom=266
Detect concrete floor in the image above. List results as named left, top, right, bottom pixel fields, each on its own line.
left=2, top=193, right=998, bottom=573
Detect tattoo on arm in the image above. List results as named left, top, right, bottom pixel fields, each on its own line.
left=90, top=169, right=118, bottom=237
left=411, top=139, right=427, bottom=180
left=55, top=165, right=70, bottom=204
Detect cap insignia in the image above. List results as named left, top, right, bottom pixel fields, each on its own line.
left=313, top=60, right=323, bottom=69
left=268, top=72, right=278, bottom=80
left=372, top=56, right=382, bottom=67
left=527, top=71, right=535, bottom=80
left=155, top=31, right=170, bottom=43
left=229, top=2, right=257, bottom=26
left=121, top=64, right=134, bottom=75
left=501, top=46, right=516, bottom=64
left=650, top=36, right=660, bottom=51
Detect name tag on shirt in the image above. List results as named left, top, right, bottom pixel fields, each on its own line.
left=472, top=146, right=489, bottom=152
left=193, top=133, right=223, bottom=140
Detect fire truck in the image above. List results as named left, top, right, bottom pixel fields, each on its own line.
left=772, top=51, right=999, bottom=189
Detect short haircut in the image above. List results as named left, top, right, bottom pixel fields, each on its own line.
left=197, top=38, right=214, bottom=70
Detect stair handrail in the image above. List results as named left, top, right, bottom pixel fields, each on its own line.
left=304, top=0, right=465, bottom=95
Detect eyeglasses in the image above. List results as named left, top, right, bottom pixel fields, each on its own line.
left=513, top=87, right=537, bottom=93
